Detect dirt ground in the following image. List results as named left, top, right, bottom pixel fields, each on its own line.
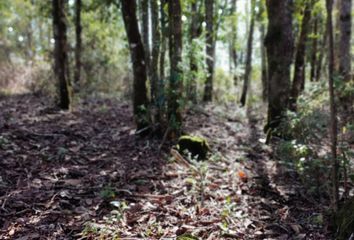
left=0, top=94, right=332, bottom=239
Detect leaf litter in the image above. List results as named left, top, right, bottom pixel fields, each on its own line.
left=0, top=94, right=331, bottom=239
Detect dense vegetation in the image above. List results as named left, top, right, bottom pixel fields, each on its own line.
left=0, top=0, right=353, bottom=239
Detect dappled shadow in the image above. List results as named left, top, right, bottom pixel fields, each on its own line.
left=244, top=106, right=331, bottom=239
left=183, top=104, right=248, bottom=161
left=0, top=94, right=332, bottom=239
left=0, top=94, right=166, bottom=239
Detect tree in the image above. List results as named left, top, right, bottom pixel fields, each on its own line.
left=52, top=0, right=71, bottom=110
left=240, top=0, right=256, bottom=107
left=159, top=0, right=167, bottom=84
left=74, top=0, right=82, bottom=91
left=167, top=0, right=183, bottom=137
left=188, top=1, right=203, bottom=103
left=326, top=0, right=339, bottom=212
left=338, top=0, right=352, bottom=113
left=315, top=22, right=327, bottom=82
left=264, top=0, right=294, bottom=131
left=229, top=0, right=238, bottom=84
left=150, top=0, right=161, bottom=124
left=310, top=15, right=319, bottom=82
left=203, top=0, right=215, bottom=102
left=121, top=0, right=150, bottom=130
left=158, top=0, right=167, bottom=121
left=258, top=0, right=268, bottom=101
left=290, top=0, right=314, bottom=112
left=141, top=0, right=151, bottom=77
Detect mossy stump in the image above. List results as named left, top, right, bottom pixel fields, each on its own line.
left=177, top=135, right=210, bottom=160
left=336, top=197, right=354, bottom=240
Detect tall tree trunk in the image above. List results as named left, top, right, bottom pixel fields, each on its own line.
left=159, top=0, right=167, bottom=115
left=339, top=0, right=353, bottom=113
left=230, top=0, right=238, bottom=85
left=26, top=24, right=34, bottom=63
left=326, top=0, right=339, bottom=212
left=264, top=0, right=294, bottom=132
left=188, top=1, right=201, bottom=103
left=167, top=0, right=183, bottom=136
left=258, top=0, right=268, bottom=102
left=141, top=0, right=151, bottom=80
left=74, top=0, right=82, bottom=91
left=52, top=0, right=71, bottom=110
left=290, top=0, right=313, bottom=112
left=334, top=0, right=341, bottom=71
left=310, top=16, right=318, bottom=82
left=150, top=0, right=161, bottom=123
left=315, top=26, right=328, bottom=81
left=240, top=0, right=256, bottom=107
left=203, top=0, right=215, bottom=102
left=260, top=23, right=268, bottom=102
left=121, top=0, right=150, bottom=130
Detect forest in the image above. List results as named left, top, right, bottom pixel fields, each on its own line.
left=0, top=0, right=354, bottom=239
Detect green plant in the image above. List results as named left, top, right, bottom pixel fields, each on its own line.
left=100, top=186, right=116, bottom=200
left=0, top=135, right=9, bottom=149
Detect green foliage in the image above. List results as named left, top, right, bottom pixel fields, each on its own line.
left=177, top=234, right=199, bottom=240
left=0, top=0, right=131, bottom=96
left=336, top=198, right=354, bottom=240
left=334, top=74, right=354, bottom=99
left=276, top=139, right=330, bottom=194
left=108, top=201, right=128, bottom=223
left=82, top=200, right=128, bottom=239
left=100, top=186, right=116, bottom=200
left=78, top=3, right=130, bottom=95
left=182, top=35, right=206, bottom=102
left=214, top=68, right=237, bottom=103
left=275, top=81, right=334, bottom=194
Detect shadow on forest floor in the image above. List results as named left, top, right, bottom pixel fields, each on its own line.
left=243, top=107, right=331, bottom=239
left=0, top=94, right=166, bottom=239
left=0, top=94, right=332, bottom=239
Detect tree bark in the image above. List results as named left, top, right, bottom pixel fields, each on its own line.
left=203, top=0, right=215, bottom=102
left=339, top=0, right=353, bottom=113
left=230, top=0, right=238, bottom=85
left=290, top=0, right=313, bottom=112
left=188, top=1, right=202, bottom=103
left=167, top=0, right=183, bottom=136
left=52, top=0, right=71, bottom=110
left=121, top=0, right=150, bottom=130
left=74, top=0, right=82, bottom=91
left=334, top=0, right=341, bottom=71
left=240, top=0, right=256, bottom=107
left=326, top=0, right=339, bottom=212
left=260, top=23, right=268, bottom=102
left=310, top=16, right=318, bottom=82
left=159, top=1, right=166, bottom=80
left=158, top=0, right=167, bottom=124
left=159, top=0, right=167, bottom=87
left=150, top=0, right=161, bottom=123
left=141, top=0, right=151, bottom=77
left=315, top=25, right=328, bottom=82
left=257, top=0, right=268, bottom=102
left=264, top=0, right=294, bottom=131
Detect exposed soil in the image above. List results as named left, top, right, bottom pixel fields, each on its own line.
left=0, top=94, right=332, bottom=239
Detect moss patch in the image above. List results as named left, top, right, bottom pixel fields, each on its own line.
left=176, top=234, right=199, bottom=240
left=177, top=135, right=210, bottom=160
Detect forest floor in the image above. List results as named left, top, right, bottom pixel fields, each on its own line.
left=0, top=94, right=332, bottom=239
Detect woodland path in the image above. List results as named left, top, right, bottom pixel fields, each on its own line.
left=0, top=94, right=331, bottom=239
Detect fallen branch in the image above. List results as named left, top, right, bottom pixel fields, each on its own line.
left=170, top=149, right=199, bottom=174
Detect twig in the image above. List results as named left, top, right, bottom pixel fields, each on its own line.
left=170, top=149, right=199, bottom=174
left=158, top=126, right=170, bottom=152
